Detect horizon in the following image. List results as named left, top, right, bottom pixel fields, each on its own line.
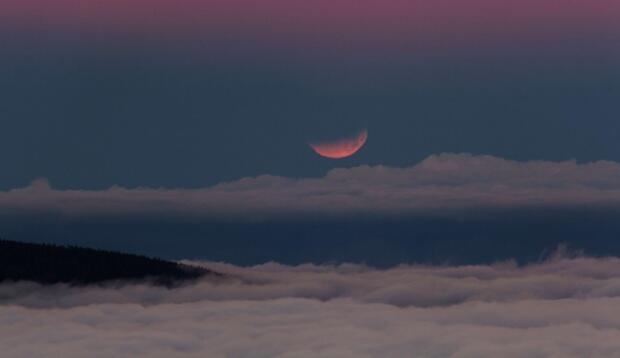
left=2, top=0, right=620, bottom=356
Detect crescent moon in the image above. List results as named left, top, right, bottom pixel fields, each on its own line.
left=309, top=129, right=368, bottom=159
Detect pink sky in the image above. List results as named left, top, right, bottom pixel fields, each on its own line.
left=2, top=0, right=619, bottom=47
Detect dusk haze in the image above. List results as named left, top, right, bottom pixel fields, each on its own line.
left=1, top=0, right=620, bottom=357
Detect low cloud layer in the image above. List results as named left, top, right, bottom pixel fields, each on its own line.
left=3, top=254, right=620, bottom=356
left=2, top=153, right=620, bottom=220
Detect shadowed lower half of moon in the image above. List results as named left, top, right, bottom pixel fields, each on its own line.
left=309, top=129, right=368, bottom=159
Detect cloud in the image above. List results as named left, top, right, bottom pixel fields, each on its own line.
left=2, top=154, right=620, bottom=220
left=4, top=254, right=620, bottom=356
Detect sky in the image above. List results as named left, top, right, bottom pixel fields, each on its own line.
left=1, top=0, right=620, bottom=264
left=3, top=1, right=620, bottom=356
left=1, top=0, right=619, bottom=189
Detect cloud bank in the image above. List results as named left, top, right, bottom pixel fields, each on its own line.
left=2, top=154, right=620, bottom=220
left=4, top=254, right=620, bottom=356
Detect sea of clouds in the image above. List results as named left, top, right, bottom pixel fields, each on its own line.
left=3, top=252, right=620, bottom=357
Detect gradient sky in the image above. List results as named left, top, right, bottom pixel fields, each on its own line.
left=1, top=0, right=620, bottom=264
left=1, top=0, right=619, bottom=189
left=4, top=4, right=620, bottom=356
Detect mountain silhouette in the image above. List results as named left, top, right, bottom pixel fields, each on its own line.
left=0, top=239, right=215, bottom=286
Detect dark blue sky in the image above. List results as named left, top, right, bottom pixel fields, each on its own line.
left=1, top=30, right=619, bottom=190
left=2, top=2, right=620, bottom=265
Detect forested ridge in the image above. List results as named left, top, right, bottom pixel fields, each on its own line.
left=0, top=239, right=213, bottom=285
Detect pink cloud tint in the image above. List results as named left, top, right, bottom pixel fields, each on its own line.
left=5, top=254, right=620, bottom=356
left=1, top=153, right=620, bottom=220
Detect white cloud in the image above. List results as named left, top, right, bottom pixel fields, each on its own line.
left=1, top=153, right=620, bottom=220
left=4, top=255, right=620, bottom=356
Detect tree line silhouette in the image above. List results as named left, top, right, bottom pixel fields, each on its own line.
left=0, top=239, right=214, bottom=286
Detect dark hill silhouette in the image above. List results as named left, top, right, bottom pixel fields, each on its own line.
left=0, top=239, right=215, bottom=286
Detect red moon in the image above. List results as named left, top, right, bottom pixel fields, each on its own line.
left=309, top=129, right=368, bottom=159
